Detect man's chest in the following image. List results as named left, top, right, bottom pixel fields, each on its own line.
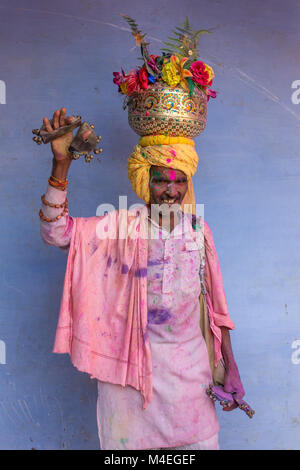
left=147, top=236, right=201, bottom=295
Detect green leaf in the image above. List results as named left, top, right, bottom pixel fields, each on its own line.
left=167, top=36, right=181, bottom=42
left=161, top=19, right=213, bottom=59
left=186, top=77, right=195, bottom=97
left=163, top=41, right=179, bottom=48
left=175, top=26, right=189, bottom=34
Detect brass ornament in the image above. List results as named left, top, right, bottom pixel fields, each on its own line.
left=127, top=81, right=207, bottom=138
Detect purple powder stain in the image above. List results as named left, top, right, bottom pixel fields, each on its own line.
left=148, top=308, right=171, bottom=324
left=155, top=273, right=160, bottom=279
left=134, top=267, right=147, bottom=278
left=121, top=264, right=129, bottom=274
left=147, top=259, right=163, bottom=267
left=89, top=242, right=98, bottom=256
left=106, top=256, right=112, bottom=268
left=88, top=237, right=98, bottom=256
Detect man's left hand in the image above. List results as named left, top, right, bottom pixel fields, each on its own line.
left=222, top=363, right=245, bottom=411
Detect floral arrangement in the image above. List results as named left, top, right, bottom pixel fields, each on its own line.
left=113, top=16, right=217, bottom=107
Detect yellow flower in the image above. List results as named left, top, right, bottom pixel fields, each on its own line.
left=120, top=82, right=128, bottom=95
left=162, top=55, right=193, bottom=91
left=162, top=58, right=181, bottom=88
left=204, top=64, right=215, bottom=83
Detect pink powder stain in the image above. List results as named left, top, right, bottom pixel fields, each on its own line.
left=104, top=225, right=108, bottom=232
left=169, top=170, right=176, bottom=181
left=166, top=158, right=171, bottom=163
left=170, top=150, right=176, bottom=157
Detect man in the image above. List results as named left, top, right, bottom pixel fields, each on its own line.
left=40, top=107, right=245, bottom=450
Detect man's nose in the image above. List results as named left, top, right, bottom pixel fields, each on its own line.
left=165, top=183, right=177, bottom=197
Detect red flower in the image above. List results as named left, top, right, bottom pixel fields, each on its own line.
left=138, top=67, right=149, bottom=90
left=190, top=61, right=210, bottom=88
left=125, top=70, right=142, bottom=95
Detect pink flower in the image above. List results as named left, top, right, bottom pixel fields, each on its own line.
left=113, top=70, right=128, bottom=94
left=147, top=54, right=160, bottom=74
left=206, top=89, right=217, bottom=101
left=190, top=61, right=210, bottom=88
left=138, top=67, right=149, bottom=90
left=113, top=71, right=124, bottom=87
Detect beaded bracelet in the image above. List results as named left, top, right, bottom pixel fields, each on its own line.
left=48, top=177, right=68, bottom=190
left=41, top=194, right=68, bottom=208
left=50, top=175, right=67, bottom=183
left=39, top=205, right=69, bottom=223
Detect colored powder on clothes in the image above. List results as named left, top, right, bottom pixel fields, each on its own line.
left=134, top=267, right=147, bottom=278
left=148, top=308, right=171, bottom=324
left=121, top=264, right=129, bottom=274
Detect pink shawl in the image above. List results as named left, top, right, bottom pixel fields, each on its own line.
left=53, top=207, right=234, bottom=408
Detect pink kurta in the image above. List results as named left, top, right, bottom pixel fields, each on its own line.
left=96, top=214, right=219, bottom=450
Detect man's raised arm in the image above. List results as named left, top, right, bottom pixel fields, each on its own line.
left=39, top=108, right=78, bottom=249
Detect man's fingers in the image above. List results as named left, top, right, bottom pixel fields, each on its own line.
left=222, top=403, right=238, bottom=412
left=52, top=109, right=60, bottom=129
left=65, top=115, right=75, bottom=124
left=43, top=117, right=53, bottom=132
left=59, top=107, right=66, bottom=127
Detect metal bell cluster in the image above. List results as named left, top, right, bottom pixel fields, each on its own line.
left=32, top=115, right=103, bottom=163
left=32, top=129, right=43, bottom=145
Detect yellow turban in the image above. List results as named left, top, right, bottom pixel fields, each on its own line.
left=127, top=135, right=199, bottom=213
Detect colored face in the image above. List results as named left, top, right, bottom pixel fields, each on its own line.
left=149, top=166, right=188, bottom=206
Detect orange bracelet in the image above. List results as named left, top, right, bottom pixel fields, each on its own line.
left=48, top=177, right=68, bottom=190
left=50, top=175, right=67, bottom=184
left=41, top=194, right=68, bottom=208
left=39, top=205, right=69, bottom=222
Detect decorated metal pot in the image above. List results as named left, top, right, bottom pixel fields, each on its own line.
left=128, top=81, right=207, bottom=138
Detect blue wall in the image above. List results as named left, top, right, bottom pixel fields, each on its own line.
left=0, top=0, right=300, bottom=449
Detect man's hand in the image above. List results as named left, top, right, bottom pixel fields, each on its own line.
left=43, top=107, right=75, bottom=163
left=220, top=326, right=245, bottom=411
left=222, top=363, right=245, bottom=411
